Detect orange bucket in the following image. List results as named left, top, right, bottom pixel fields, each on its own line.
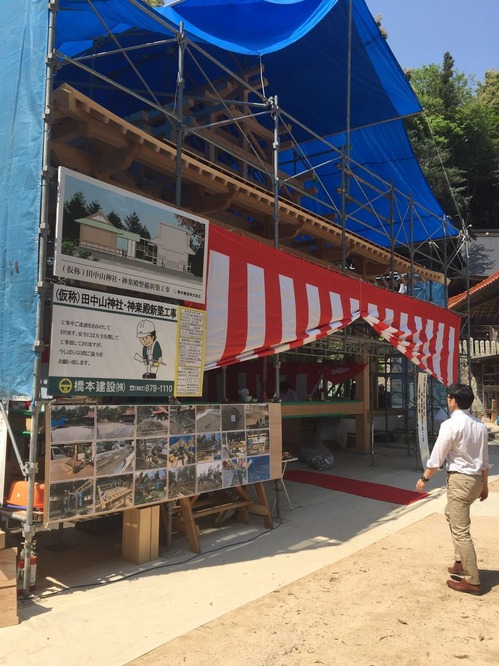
left=5, top=481, right=45, bottom=510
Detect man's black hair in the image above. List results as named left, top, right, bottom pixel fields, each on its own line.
left=447, top=383, right=474, bottom=410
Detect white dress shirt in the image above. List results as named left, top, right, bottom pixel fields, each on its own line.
left=427, top=409, right=489, bottom=475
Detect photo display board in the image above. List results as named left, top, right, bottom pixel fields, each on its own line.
left=45, top=402, right=281, bottom=522
left=54, top=167, right=208, bottom=304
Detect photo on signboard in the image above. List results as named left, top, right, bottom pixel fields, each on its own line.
left=168, top=435, right=195, bottom=467
left=95, top=440, right=135, bottom=476
left=135, top=438, right=168, bottom=470
left=49, top=443, right=94, bottom=482
left=95, top=475, right=133, bottom=513
left=133, top=469, right=167, bottom=506
left=47, top=478, right=95, bottom=521
left=196, top=433, right=222, bottom=463
left=221, top=404, right=245, bottom=431
left=169, top=405, right=195, bottom=434
left=54, top=167, right=208, bottom=303
left=96, top=405, right=136, bottom=440
left=221, top=431, right=246, bottom=459
left=196, top=460, right=223, bottom=492
left=247, top=455, right=270, bottom=483
left=222, top=458, right=248, bottom=488
left=247, top=430, right=270, bottom=456
left=245, top=403, right=270, bottom=430
left=168, top=465, right=196, bottom=498
left=50, top=404, right=96, bottom=443
left=195, top=405, right=221, bottom=433
left=136, top=405, right=169, bottom=438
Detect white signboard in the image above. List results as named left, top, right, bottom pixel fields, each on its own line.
left=54, top=167, right=209, bottom=303
left=48, top=286, right=180, bottom=398
left=175, top=307, right=206, bottom=397
left=416, top=373, right=430, bottom=468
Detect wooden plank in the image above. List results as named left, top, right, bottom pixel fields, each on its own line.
left=175, top=484, right=273, bottom=553
left=150, top=505, right=160, bottom=559
left=179, top=497, right=201, bottom=554
left=251, top=482, right=273, bottom=529
left=281, top=401, right=365, bottom=418
left=0, top=547, right=17, bottom=588
left=192, top=500, right=252, bottom=519
left=0, top=547, right=18, bottom=627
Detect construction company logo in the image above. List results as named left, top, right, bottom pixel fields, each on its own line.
left=58, top=378, right=73, bottom=394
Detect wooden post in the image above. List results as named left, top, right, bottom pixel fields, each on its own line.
left=355, top=353, right=371, bottom=454
left=260, top=356, right=269, bottom=401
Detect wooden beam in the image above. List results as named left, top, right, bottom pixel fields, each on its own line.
left=193, top=191, right=235, bottom=214
left=93, top=144, right=142, bottom=179
left=50, top=84, right=446, bottom=286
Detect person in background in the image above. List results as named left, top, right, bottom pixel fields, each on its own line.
left=279, top=380, right=297, bottom=402
left=378, top=384, right=391, bottom=408
left=416, top=383, right=489, bottom=595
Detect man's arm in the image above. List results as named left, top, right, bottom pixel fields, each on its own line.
left=480, top=467, right=489, bottom=501
left=416, top=466, right=439, bottom=493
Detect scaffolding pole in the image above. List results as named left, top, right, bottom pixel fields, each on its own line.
left=20, top=0, right=58, bottom=598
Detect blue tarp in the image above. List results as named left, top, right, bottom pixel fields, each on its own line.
left=53, top=0, right=455, bottom=245
left=1, top=0, right=456, bottom=398
left=0, top=0, right=47, bottom=399
left=282, top=120, right=449, bottom=246
left=55, top=0, right=422, bottom=137
left=160, top=0, right=422, bottom=133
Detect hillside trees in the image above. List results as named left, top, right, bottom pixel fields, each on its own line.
left=406, top=54, right=499, bottom=230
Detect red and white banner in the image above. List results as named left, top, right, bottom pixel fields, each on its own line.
left=205, top=225, right=460, bottom=387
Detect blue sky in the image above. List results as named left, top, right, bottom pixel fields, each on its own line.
left=365, top=0, right=498, bottom=82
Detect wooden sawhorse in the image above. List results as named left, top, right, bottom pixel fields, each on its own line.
left=173, top=482, right=273, bottom=554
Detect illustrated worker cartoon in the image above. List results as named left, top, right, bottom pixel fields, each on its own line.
left=136, top=319, right=163, bottom=379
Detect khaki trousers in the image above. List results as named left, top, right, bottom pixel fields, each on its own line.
left=445, top=472, right=483, bottom=585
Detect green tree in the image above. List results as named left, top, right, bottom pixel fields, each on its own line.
left=477, top=69, right=499, bottom=110
left=124, top=211, right=151, bottom=239
left=63, top=191, right=89, bottom=240
left=406, top=55, right=499, bottom=230
left=108, top=210, right=125, bottom=229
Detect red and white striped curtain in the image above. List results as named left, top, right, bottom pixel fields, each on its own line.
left=205, top=225, right=460, bottom=387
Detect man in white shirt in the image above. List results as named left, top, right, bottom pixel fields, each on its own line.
left=416, top=383, right=489, bottom=595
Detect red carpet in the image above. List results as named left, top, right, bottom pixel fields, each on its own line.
left=284, top=470, right=429, bottom=505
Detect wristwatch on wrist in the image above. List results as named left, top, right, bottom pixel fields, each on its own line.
left=420, top=475, right=429, bottom=483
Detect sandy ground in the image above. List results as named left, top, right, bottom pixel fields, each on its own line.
left=2, top=441, right=498, bottom=666
left=132, top=481, right=499, bottom=666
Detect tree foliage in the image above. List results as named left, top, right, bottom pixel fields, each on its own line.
left=405, top=54, right=499, bottom=230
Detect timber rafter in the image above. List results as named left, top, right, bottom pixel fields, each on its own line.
left=50, top=84, right=445, bottom=285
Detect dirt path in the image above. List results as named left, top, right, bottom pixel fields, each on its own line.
left=131, top=484, right=499, bottom=666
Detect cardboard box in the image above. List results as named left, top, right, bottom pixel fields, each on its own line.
left=122, top=505, right=160, bottom=564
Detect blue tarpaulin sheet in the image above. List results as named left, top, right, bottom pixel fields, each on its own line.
left=53, top=0, right=453, bottom=242
left=0, top=0, right=47, bottom=399
left=1, top=0, right=457, bottom=398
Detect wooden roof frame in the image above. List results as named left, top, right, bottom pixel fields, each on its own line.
left=50, top=84, right=445, bottom=286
